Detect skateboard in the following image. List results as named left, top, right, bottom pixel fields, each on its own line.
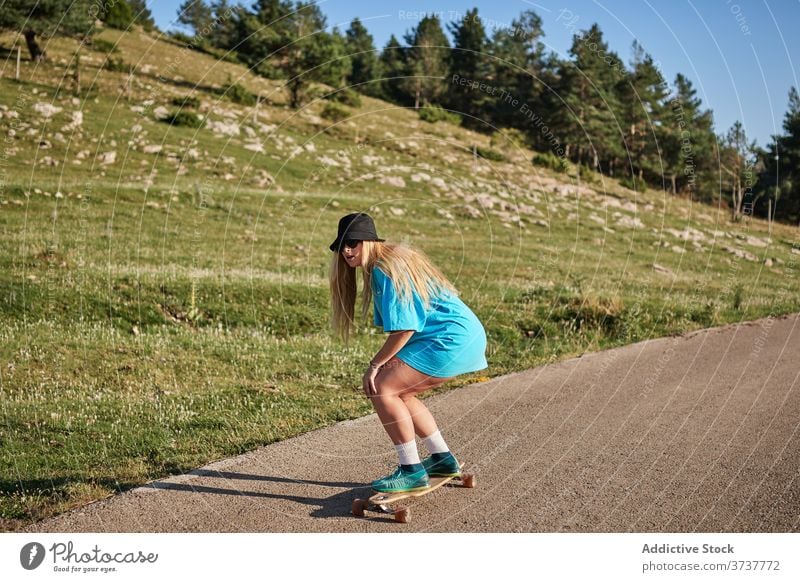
left=351, top=465, right=475, bottom=523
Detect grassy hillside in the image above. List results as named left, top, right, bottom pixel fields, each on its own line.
left=1, top=26, right=798, bottom=530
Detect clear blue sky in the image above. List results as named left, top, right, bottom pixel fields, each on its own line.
left=146, top=0, right=800, bottom=148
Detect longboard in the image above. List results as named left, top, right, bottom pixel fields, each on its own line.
left=351, top=465, right=475, bottom=523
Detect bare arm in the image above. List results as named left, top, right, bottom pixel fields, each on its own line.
left=370, top=330, right=415, bottom=369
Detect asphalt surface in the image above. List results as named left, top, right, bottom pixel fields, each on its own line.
left=27, top=314, right=800, bottom=532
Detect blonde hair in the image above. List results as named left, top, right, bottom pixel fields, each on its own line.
left=329, top=240, right=458, bottom=345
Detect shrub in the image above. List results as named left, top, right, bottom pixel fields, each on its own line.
left=163, top=111, right=204, bottom=128
left=618, top=175, right=647, bottom=193
left=204, top=46, right=240, bottom=64
left=490, top=128, right=527, bottom=151
left=223, top=81, right=257, bottom=106
left=474, top=146, right=507, bottom=162
left=532, top=151, right=569, bottom=173
left=327, top=88, right=362, bottom=108
left=171, top=95, right=201, bottom=109
left=321, top=102, right=349, bottom=122
left=554, top=293, right=625, bottom=337
left=167, top=31, right=196, bottom=47
left=90, top=38, right=118, bottom=54
left=732, top=284, right=744, bottom=311
left=304, top=86, right=328, bottom=102
left=194, top=46, right=240, bottom=64
left=254, top=61, right=283, bottom=80
left=578, top=164, right=601, bottom=185
left=516, top=319, right=558, bottom=342
left=418, top=104, right=461, bottom=125
left=103, top=57, right=134, bottom=73
left=100, top=0, right=135, bottom=30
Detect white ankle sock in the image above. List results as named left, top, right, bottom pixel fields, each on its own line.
left=394, top=440, right=421, bottom=465
left=422, top=430, right=450, bottom=455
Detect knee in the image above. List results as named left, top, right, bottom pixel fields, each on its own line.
left=398, top=390, right=418, bottom=402
left=371, top=376, right=403, bottom=402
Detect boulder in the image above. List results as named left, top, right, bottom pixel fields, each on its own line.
left=362, top=155, right=382, bottom=166
left=723, top=245, right=758, bottom=262
left=62, top=111, right=83, bottom=132
left=379, top=175, right=406, bottom=188
left=244, top=142, right=264, bottom=153
left=33, top=102, right=62, bottom=118
left=652, top=263, right=675, bottom=277
left=455, top=204, right=481, bottom=219
left=153, top=106, right=170, bottom=120
left=98, top=151, right=116, bottom=165
left=318, top=155, right=340, bottom=167
left=616, top=215, right=644, bottom=229
left=206, top=119, right=240, bottom=136
left=430, top=177, right=448, bottom=190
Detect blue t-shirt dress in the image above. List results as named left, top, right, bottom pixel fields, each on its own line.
left=371, top=265, right=489, bottom=378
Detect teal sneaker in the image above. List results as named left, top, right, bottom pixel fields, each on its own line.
left=422, top=452, right=462, bottom=477
left=371, top=465, right=430, bottom=493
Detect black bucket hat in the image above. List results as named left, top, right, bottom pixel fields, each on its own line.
left=329, top=212, right=385, bottom=252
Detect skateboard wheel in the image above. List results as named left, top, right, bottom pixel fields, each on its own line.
left=461, top=474, right=476, bottom=488
left=352, top=498, right=366, bottom=517
left=394, top=507, right=410, bottom=523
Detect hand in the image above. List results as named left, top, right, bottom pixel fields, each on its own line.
left=362, top=363, right=380, bottom=397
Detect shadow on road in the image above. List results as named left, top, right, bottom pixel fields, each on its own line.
left=187, top=469, right=363, bottom=489
left=143, top=471, right=373, bottom=520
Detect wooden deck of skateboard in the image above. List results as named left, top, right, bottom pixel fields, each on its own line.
left=368, top=472, right=460, bottom=505
left=352, top=464, right=474, bottom=522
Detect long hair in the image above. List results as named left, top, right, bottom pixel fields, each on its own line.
left=329, top=240, right=458, bottom=345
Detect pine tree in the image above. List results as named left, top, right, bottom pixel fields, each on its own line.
left=660, top=73, right=715, bottom=197
left=617, top=41, right=669, bottom=184
left=345, top=18, right=380, bottom=95
left=207, top=0, right=240, bottom=49
left=177, top=0, right=213, bottom=36
left=211, top=0, right=345, bottom=104
left=0, top=0, right=95, bottom=62
left=447, top=8, right=489, bottom=128
left=761, top=87, right=800, bottom=223
left=320, top=27, right=352, bottom=90
left=282, top=1, right=328, bottom=107
left=128, top=0, right=157, bottom=32
left=487, top=10, right=546, bottom=137
left=267, top=2, right=350, bottom=107
left=557, top=24, right=625, bottom=172
left=721, top=121, right=759, bottom=220
left=379, top=34, right=408, bottom=105
left=100, top=0, right=136, bottom=30
left=403, top=14, right=450, bottom=109
left=233, top=0, right=295, bottom=78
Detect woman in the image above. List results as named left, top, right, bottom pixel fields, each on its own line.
left=329, top=212, right=488, bottom=493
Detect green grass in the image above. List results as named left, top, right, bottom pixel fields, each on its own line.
left=1, top=26, right=799, bottom=530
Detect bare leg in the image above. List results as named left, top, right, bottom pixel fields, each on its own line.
left=370, top=357, right=453, bottom=446
left=370, top=393, right=416, bottom=445
left=400, top=394, right=439, bottom=439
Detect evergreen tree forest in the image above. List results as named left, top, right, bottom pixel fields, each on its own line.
left=6, top=1, right=795, bottom=223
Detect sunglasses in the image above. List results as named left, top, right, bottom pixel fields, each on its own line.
left=341, top=239, right=361, bottom=249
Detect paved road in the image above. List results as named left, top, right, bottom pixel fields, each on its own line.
left=27, top=314, right=800, bottom=532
